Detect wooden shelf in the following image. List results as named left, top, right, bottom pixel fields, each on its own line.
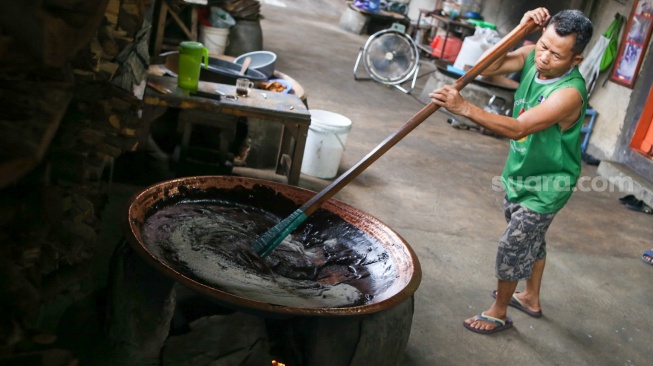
left=151, top=0, right=199, bottom=56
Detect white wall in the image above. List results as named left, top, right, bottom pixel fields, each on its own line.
left=587, top=81, right=632, bottom=158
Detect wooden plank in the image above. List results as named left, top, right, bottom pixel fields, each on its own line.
left=166, top=4, right=194, bottom=40
left=153, top=0, right=169, bottom=56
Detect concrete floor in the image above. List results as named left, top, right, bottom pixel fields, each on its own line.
left=102, top=1, right=653, bottom=365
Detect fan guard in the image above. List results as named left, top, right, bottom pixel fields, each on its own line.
left=354, top=29, right=420, bottom=93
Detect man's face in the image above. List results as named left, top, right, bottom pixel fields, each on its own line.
left=534, top=26, right=584, bottom=80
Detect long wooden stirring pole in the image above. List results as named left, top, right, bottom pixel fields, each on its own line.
left=252, top=19, right=539, bottom=258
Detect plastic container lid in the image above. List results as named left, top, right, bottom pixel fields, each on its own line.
left=179, top=41, right=207, bottom=56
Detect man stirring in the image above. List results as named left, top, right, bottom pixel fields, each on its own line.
left=430, top=8, right=593, bottom=334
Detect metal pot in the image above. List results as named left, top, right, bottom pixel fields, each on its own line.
left=123, top=176, right=421, bottom=317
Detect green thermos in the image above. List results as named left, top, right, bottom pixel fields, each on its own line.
left=177, top=41, right=209, bottom=90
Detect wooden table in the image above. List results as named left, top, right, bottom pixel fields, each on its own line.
left=143, top=73, right=311, bottom=185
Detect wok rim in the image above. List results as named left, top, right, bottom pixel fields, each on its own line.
left=123, top=175, right=422, bottom=317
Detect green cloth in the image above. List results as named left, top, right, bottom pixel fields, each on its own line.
left=501, top=51, right=588, bottom=213
left=600, top=15, right=623, bottom=72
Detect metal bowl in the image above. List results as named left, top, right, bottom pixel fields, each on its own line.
left=234, top=51, right=277, bottom=78
left=123, top=176, right=421, bottom=317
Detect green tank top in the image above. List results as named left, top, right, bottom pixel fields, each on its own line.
left=501, top=50, right=588, bottom=213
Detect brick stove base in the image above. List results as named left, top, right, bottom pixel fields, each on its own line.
left=106, top=242, right=415, bottom=366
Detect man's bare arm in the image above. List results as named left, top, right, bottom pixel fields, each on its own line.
left=430, top=86, right=583, bottom=140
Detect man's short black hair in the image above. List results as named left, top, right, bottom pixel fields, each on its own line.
left=548, top=10, right=593, bottom=55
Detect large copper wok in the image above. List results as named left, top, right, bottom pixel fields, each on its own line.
left=124, top=176, right=421, bottom=317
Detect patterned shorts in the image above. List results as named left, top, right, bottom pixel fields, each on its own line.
left=496, top=197, right=557, bottom=281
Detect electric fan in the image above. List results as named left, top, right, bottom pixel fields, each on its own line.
left=354, top=29, right=420, bottom=94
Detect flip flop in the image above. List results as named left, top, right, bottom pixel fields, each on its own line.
left=618, top=194, right=638, bottom=205
left=463, top=312, right=513, bottom=335
left=642, top=250, right=653, bottom=266
left=491, top=290, right=543, bottom=318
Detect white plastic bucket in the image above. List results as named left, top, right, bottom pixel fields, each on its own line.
left=199, top=25, right=229, bottom=55
left=301, top=110, right=353, bottom=179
